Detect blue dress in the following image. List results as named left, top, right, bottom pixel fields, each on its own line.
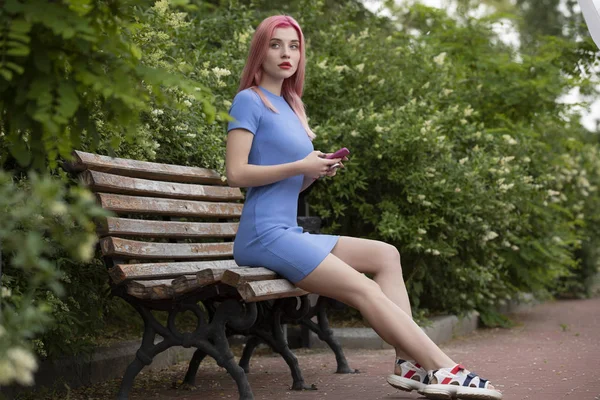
left=227, top=86, right=340, bottom=283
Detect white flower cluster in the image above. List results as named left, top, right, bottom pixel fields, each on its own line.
left=499, top=183, right=514, bottom=192
left=424, top=167, right=436, bottom=178
left=425, top=248, right=441, bottom=256
left=175, top=123, right=189, bottom=132
left=212, top=67, right=231, bottom=78
left=547, top=189, right=561, bottom=197
left=166, top=11, right=190, bottom=29
left=153, top=0, right=169, bottom=15
left=482, top=231, right=499, bottom=242
left=0, top=347, right=38, bottom=386
left=433, top=52, right=447, bottom=66
left=237, top=30, right=252, bottom=49
left=77, top=234, right=97, bottom=262
left=502, top=134, right=517, bottom=145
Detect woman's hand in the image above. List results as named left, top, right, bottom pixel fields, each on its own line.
left=301, top=151, right=341, bottom=179
left=323, top=152, right=348, bottom=177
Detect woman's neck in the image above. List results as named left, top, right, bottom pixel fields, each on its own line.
left=259, top=77, right=283, bottom=96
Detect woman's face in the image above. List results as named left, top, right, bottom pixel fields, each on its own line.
left=262, top=27, right=301, bottom=82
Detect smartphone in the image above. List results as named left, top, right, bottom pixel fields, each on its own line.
left=326, top=147, right=350, bottom=170
left=326, top=147, right=350, bottom=160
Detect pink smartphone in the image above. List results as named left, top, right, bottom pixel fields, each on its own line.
left=326, top=147, right=350, bottom=159
left=326, top=147, right=350, bottom=170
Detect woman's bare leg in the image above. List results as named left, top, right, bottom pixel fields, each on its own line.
left=295, top=253, right=455, bottom=371
left=331, top=237, right=412, bottom=359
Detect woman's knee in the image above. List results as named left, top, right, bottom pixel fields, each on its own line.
left=346, top=277, right=386, bottom=308
left=378, top=242, right=402, bottom=273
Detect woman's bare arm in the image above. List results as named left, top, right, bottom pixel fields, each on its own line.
left=226, top=129, right=340, bottom=188
left=226, top=129, right=304, bottom=187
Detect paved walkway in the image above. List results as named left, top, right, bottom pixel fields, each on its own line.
left=73, top=297, right=600, bottom=400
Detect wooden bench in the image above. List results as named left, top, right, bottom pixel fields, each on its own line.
left=65, top=150, right=356, bottom=400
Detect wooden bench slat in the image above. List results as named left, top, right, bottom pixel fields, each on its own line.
left=221, top=267, right=278, bottom=287
left=237, top=279, right=308, bottom=302
left=97, top=193, right=243, bottom=218
left=109, top=260, right=240, bottom=284
left=82, top=170, right=243, bottom=201
left=98, top=217, right=239, bottom=239
left=126, top=279, right=175, bottom=300
left=100, top=237, right=234, bottom=260
left=70, top=150, right=225, bottom=185
left=126, top=276, right=203, bottom=300
left=172, top=275, right=202, bottom=296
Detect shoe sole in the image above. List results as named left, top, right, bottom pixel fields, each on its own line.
left=422, top=385, right=502, bottom=400
left=386, top=374, right=426, bottom=392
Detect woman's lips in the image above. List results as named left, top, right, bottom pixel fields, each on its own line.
left=278, top=63, right=292, bottom=69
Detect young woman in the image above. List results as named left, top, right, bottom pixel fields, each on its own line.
left=225, top=15, right=502, bottom=400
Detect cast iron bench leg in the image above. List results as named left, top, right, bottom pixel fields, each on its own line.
left=116, top=302, right=176, bottom=399
left=236, top=298, right=316, bottom=391
left=182, top=349, right=207, bottom=386
left=300, top=296, right=359, bottom=374
left=239, top=335, right=262, bottom=373
left=117, top=297, right=257, bottom=400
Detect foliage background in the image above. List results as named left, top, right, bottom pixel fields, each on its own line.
left=0, top=0, right=598, bottom=388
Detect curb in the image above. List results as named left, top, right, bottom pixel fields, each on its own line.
left=298, top=311, right=479, bottom=350
left=1, top=293, right=537, bottom=397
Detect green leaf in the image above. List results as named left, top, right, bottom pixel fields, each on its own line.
left=3, top=61, right=25, bottom=75
left=28, top=77, right=53, bottom=99
left=8, top=138, right=31, bottom=166
left=6, top=47, right=30, bottom=57
left=7, top=32, right=31, bottom=43
left=0, top=68, right=13, bottom=81
left=56, top=83, right=80, bottom=119
left=130, top=44, right=142, bottom=60
left=62, top=28, right=76, bottom=39
left=10, top=19, right=32, bottom=33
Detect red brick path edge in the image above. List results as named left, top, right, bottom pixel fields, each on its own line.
left=71, top=298, right=600, bottom=400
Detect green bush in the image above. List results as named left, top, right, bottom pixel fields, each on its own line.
left=0, top=0, right=218, bottom=386
left=0, top=172, right=106, bottom=385
left=300, top=2, right=600, bottom=318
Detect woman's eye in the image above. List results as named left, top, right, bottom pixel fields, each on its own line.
left=270, top=43, right=280, bottom=48
left=291, top=44, right=299, bottom=49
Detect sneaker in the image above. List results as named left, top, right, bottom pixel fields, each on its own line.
left=386, top=358, right=429, bottom=392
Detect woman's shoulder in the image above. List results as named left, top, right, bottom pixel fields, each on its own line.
left=232, top=88, right=262, bottom=106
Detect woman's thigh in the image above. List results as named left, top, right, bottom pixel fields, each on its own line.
left=330, top=236, right=400, bottom=275
left=294, top=253, right=382, bottom=308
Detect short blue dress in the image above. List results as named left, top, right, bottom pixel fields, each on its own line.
left=227, top=86, right=340, bottom=283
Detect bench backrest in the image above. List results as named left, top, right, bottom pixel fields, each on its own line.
left=69, top=151, right=308, bottom=302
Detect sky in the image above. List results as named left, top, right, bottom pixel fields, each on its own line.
left=361, top=0, right=600, bottom=132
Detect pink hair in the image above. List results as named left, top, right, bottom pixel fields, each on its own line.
left=237, top=15, right=316, bottom=140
